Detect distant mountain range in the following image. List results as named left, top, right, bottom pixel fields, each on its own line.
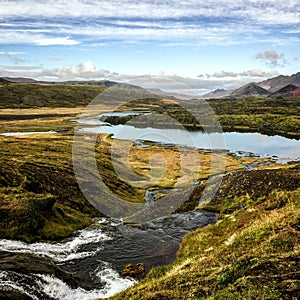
left=1, top=77, right=38, bottom=83
left=204, top=72, right=300, bottom=99
left=1, top=77, right=146, bottom=91
left=201, top=88, right=233, bottom=99
left=1, top=71, right=300, bottom=100
left=257, top=72, right=300, bottom=93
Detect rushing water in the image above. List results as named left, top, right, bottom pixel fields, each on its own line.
left=1, top=110, right=299, bottom=299
left=0, top=211, right=217, bottom=299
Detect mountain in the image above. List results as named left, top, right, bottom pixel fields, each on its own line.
left=230, top=82, right=271, bottom=98
left=0, top=78, right=9, bottom=84
left=258, top=72, right=300, bottom=93
left=0, top=77, right=147, bottom=91
left=62, top=80, right=146, bottom=90
left=2, top=77, right=38, bottom=83
left=2, top=72, right=300, bottom=100
left=111, top=82, right=146, bottom=90
left=60, top=80, right=118, bottom=87
left=201, top=88, right=232, bottom=99
left=147, top=88, right=198, bottom=100
left=270, top=84, right=300, bottom=98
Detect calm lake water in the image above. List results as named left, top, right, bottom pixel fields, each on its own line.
left=78, top=120, right=299, bottom=162
left=0, top=130, right=57, bottom=136
left=0, top=111, right=298, bottom=299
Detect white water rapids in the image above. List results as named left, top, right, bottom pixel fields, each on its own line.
left=0, top=218, right=137, bottom=300
left=0, top=211, right=218, bottom=299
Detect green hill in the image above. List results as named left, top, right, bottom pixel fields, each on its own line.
left=0, top=82, right=107, bottom=108
left=110, top=168, right=300, bottom=300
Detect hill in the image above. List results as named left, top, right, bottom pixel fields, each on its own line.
left=2, top=77, right=38, bottom=83
left=270, top=84, right=300, bottom=98
left=0, top=80, right=157, bottom=108
left=0, top=78, right=9, bottom=84
left=1, top=77, right=147, bottom=90
left=0, top=82, right=108, bottom=108
left=201, top=88, right=232, bottom=99
left=201, top=71, right=300, bottom=99
left=110, top=167, right=300, bottom=300
left=230, top=82, right=271, bottom=98
left=258, top=71, right=300, bottom=93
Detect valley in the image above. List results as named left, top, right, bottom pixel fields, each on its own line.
left=0, top=76, right=299, bottom=299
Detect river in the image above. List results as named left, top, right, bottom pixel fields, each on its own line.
left=0, top=211, right=217, bottom=299
left=0, top=111, right=299, bottom=299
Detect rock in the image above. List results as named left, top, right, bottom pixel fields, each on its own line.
left=0, top=290, right=32, bottom=300
left=0, top=251, right=79, bottom=288
left=121, top=263, right=145, bottom=278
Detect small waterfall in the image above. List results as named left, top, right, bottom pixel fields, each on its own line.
left=0, top=212, right=218, bottom=299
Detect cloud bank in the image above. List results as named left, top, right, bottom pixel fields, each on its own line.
left=203, top=69, right=280, bottom=79
left=0, top=61, right=281, bottom=96
left=0, top=0, right=299, bottom=46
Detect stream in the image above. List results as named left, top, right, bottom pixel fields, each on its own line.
left=0, top=211, right=217, bottom=299
left=0, top=110, right=299, bottom=299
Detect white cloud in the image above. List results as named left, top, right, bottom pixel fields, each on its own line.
left=0, top=31, right=79, bottom=46
left=0, top=0, right=298, bottom=25
left=0, top=51, right=27, bottom=64
left=0, top=65, right=42, bottom=70
left=39, top=61, right=117, bottom=79
left=240, top=69, right=279, bottom=77
left=206, top=71, right=238, bottom=78
left=0, top=51, right=25, bottom=55
left=0, top=62, right=281, bottom=96
left=204, top=69, right=280, bottom=79
left=0, top=1, right=299, bottom=46
left=255, top=50, right=288, bottom=68
left=35, top=37, right=80, bottom=46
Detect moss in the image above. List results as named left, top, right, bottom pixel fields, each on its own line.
left=110, top=186, right=300, bottom=300
left=0, top=129, right=102, bottom=241
left=199, top=168, right=300, bottom=214
left=0, top=82, right=107, bottom=108
left=121, top=263, right=145, bottom=278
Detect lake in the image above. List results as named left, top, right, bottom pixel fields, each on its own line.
left=77, top=114, right=299, bottom=162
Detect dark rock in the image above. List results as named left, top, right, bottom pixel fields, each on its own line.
left=0, top=290, right=32, bottom=300
left=0, top=251, right=79, bottom=288
left=121, top=263, right=145, bottom=278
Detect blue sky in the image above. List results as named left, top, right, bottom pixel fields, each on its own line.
left=0, top=0, right=299, bottom=95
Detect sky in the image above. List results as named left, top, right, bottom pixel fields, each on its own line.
left=0, top=0, right=299, bottom=95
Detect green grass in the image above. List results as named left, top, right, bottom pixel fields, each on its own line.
left=0, top=82, right=107, bottom=108
left=0, top=130, right=151, bottom=241
left=0, top=133, right=101, bottom=242
left=110, top=184, right=300, bottom=300
left=1, top=81, right=299, bottom=138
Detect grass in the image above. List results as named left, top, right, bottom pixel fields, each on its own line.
left=0, top=83, right=299, bottom=298
left=0, top=81, right=299, bottom=300
left=0, top=107, right=272, bottom=242
left=0, top=133, right=100, bottom=242
left=1, top=81, right=299, bottom=138
left=0, top=82, right=107, bottom=108
left=109, top=171, right=300, bottom=300
left=97, top=134, right=268, bottom=193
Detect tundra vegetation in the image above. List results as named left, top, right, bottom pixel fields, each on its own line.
left=0, top=80, right=299, bottom=298
left=110, top=169, right=300, bottom=300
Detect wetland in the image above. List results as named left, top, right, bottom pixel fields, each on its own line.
left=0, top=81, right=299, bottom=299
